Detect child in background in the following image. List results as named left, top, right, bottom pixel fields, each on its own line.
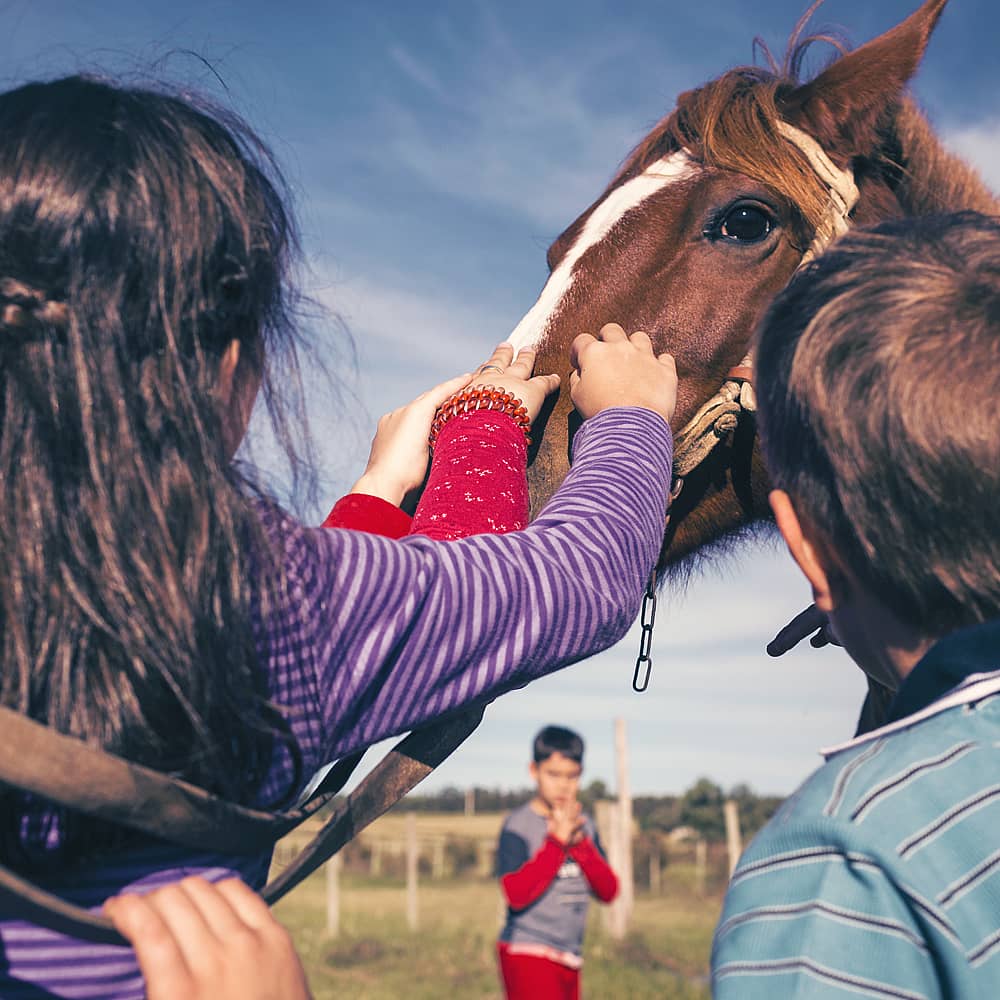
left=712, top=212, right=1000, bottom=998
left=496, top=726, right=618, bottom=1000
left=0, top=73, right=676, bottom=998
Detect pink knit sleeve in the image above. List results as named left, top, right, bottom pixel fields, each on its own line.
left=409, top=409, right=529, bottom=540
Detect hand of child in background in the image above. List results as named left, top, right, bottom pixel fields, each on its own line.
left=569, top=323, right=677, bottom=422
left=547, top=801, right=585, bottom=847
left=350, top=372, right=474, bottom=505
left=104, top=877, right=312, bottom=1000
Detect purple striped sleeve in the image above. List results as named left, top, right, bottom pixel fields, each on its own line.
left=261, top=406, right=672, bottom=766
left=0, top=407, right=671, bottom=997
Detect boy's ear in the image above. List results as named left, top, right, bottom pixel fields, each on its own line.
left=528, top=761, right=538, bottom=782
left=769, top=490, right=836, bottom=613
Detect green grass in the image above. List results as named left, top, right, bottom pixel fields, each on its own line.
left=274, top=873, right=720, bottom=999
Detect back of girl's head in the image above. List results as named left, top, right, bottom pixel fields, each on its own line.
left=0, top=75, right=304, bottom=867
left=0, top=74, right=293, bottom=382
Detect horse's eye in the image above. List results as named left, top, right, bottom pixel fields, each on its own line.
left=719, top=205, right=773, bottom=243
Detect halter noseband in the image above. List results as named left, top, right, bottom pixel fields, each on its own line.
left=669, top=122, right=860, bottom=496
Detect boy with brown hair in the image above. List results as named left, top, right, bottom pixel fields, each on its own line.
left=495, top=726, right=618, bottom=1000
left=712, top=212, right=1000, bottom=998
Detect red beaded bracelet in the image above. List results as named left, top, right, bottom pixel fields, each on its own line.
left=428, top=384, right=532, bottom=448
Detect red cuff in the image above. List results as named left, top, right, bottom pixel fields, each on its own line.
left=409, top=408, right=529, bottom=541
left=322, top=494, right=413, bottom=538
left=500, top=836, right=566, bottom=911
left=569, top=836, right=618, bottom=902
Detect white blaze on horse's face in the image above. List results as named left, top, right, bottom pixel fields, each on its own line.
left=507, top=150, right=696, bottom=353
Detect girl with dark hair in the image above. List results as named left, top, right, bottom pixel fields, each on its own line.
left=0, top=74, right=677, bottom=997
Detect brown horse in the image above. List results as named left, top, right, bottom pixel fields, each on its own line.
left=509, top=0, right=997, bottom=574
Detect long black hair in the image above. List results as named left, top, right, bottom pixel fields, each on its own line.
left=0, top=75, right=308, bottom=866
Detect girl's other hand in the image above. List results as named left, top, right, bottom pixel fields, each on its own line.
left=104, top=877, right=312, bottom=1000
left=468, top=342, right=560, bottom=422
left=350, top=372, right=474, bottom=505
left=568, top=324, right=677, bottom=422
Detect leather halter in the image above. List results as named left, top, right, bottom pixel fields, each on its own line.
left=634, top=124, right=859, bottom=692
left=668, top=122, right=860, bottom=501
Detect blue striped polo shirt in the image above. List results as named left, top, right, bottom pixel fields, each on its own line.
left=712, top=619, right=1000, bottom=999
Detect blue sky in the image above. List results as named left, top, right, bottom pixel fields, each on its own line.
left=4, top=0, right=996, bottom=796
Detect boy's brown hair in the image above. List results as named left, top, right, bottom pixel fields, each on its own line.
left=755, top=211, right=1000, bottom=634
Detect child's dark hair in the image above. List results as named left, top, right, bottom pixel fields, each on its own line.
left=533, top=725, right=584, bottom=764
left=0, top=75, right=308, bottom=866
left=755, top=211, right=1000, bottom=634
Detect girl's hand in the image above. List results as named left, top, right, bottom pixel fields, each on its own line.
left=350, top=373, right=474, bottom=505
left=350, top=344, right=559, bottom=506
left=104, top=877, right=312, bottom=1000
left=569, top=323, right=677, bottom=422
left=468, top=342, right=561, bottom=421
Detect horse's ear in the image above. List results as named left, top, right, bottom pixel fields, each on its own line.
left=781, top=0, right=948, bottom=160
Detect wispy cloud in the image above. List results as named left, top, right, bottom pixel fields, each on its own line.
left=352, top=15, right=689, bottom=233
left=942, top=119, right=1000, bottom=196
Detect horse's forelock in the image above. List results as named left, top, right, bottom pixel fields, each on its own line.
left=610, top=67, right=833, bottom=239
left=610, top=7, right=997, bottom=238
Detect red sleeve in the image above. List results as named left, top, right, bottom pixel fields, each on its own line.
left=500, top=836, right=566, bottom=911
left=409, top=408, right=528, bottom=541
left=569, top=836, right=619, bottom=902
left=321, top=493, right=413, bottom=539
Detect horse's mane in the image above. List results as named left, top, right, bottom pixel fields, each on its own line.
left=892, top=100, right=999, bottom=216
left=609, top=21, right=998, bottom=230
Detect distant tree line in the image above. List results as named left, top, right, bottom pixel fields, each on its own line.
left=394, top=778, right=784, bottom=843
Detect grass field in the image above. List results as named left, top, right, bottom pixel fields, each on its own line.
left=272, top=812, right=723, bottom=999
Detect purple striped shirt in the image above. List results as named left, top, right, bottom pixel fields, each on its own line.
left=0, top=406, right=672, bottom=997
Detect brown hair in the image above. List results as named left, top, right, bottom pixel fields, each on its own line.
left=755, top=211, right=1000, bottom=632
left=0, top=75, right=312, bottom=867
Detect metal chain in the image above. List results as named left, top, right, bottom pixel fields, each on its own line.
left=632, top=569, right=658, bottom=692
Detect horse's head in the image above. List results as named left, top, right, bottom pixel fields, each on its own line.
left=511, top=0, right=992, bottom=569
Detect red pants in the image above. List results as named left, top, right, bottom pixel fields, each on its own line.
left=497, top=943, right=580, bottom=1000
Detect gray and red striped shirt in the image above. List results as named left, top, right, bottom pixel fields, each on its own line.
left=0, top=406, right=672, bottom=997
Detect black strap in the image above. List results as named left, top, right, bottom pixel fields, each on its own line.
left=0, top=704, right=484, bottom=945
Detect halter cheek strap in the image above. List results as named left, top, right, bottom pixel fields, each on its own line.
left=636, top=125, right=858, bottom=692
left=669, top=121, right=859, bottom=491
left=774, top=120, right=861, bottom=264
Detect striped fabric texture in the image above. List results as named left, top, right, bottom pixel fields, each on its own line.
left=0, top=405, right=672, bottom=999
left=713, top=676, right=1000, bottom=999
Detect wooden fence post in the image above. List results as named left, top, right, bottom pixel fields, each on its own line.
left=724, top=799, right=743, bottom=877
left=649, top=840, right=661, bottom=895
left=476, top=839, right=493, bottom=878
left=596, top=799, right=627, bottom=939
left=695, top=837, right=707, bottom=896
left=406, top=812, right=419, bottom=931
left=615, top=717, right=635, bottom=923
left=325, top=854, right=341, bottom=937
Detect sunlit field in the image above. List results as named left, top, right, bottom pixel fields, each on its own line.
left=272, top=813, right=725, bottom=1000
